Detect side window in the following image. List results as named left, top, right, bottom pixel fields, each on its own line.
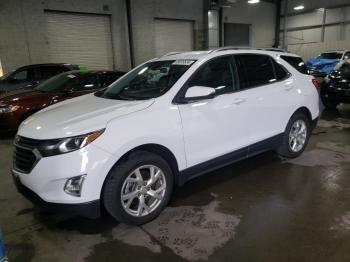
left=280, top=55, right=308, bottom=74
left=39, top=66, right=59, bottom=80
left=12, top=70, right=29, bottom=82
left=235, top=54, right=276, bottom=89
left=344, top=52, right=350, bottom=60
left=188, top=56, right=236, bottom=95
left=272, top=59, right=288, bottom=80
left=71, top=75, right=99, bottom=91
left=104, top=73, right=119, bottom=87
left=11, top=69, right=31, bottom=82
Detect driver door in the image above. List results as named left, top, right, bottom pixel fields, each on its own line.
left=178, top=56, right=251, bottom=168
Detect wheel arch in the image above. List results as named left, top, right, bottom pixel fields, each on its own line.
left=291, top=106, right=312, bottom=123
left=100, top=143, right=181, bottom=202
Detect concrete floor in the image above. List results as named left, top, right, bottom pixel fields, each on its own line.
left=0, top=105, right=350, bottom=262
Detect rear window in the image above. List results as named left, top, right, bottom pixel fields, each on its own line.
left=281, top=56, right=308, bottom=75
left=235, top=54, right=276, bottom=89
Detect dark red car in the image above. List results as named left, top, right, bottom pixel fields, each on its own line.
left=0, top=70, right=124, bottom=133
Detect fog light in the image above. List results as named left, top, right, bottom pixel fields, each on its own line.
left=64, top=175, right=86, bottom=197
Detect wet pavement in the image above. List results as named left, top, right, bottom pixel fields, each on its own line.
left=0, top=105, right=349, bottom=262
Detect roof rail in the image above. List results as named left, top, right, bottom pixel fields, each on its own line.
left=209, top=46, right=288, bottom=53
left=162, top=52, right=183, bottom=57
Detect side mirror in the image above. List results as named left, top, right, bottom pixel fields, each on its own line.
left=184, top=86, right=216, bottom=100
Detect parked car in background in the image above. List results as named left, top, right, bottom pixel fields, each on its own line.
left=320, top=62, right=350, bottom=109
left=0, top=63, right=79, bottom=94
left=306, top=50, right=350, bottom=76
left=12, top=48, right=319, bottom=225
left=0, top=70, right=124, bottom=133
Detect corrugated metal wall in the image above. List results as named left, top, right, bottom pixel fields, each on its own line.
left=280, top=4, right=350, bottom=60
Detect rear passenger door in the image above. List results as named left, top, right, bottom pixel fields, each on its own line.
left=234, top=54, right=293, bottom=145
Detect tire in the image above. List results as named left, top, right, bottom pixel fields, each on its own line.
left=102, top=151, right=174, bottom=225
left=277, top=112, right=311, bottom=158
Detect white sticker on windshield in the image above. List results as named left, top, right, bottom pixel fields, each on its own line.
left=172, top=60, right=195, bottom=66
left=67, top=74, right=76, bottom=78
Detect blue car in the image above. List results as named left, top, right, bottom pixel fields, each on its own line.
left=306, top=51, right=350, bottom=75
left=0, top=227, right=6, bottom=262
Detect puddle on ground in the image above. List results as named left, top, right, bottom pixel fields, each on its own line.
left=12, top=200, right=241, bottom=261
left=331, top=211, right=350, bottom=232
left=141, top=201, right=241, bottom=261
left=317, top=119, right=350, bottom=129
left=284, top=142, right=350, bottom=167
left=96, top=201, right=241, bottom=261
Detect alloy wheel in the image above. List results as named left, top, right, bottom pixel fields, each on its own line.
left=288, top=120, right=307, bottom=153
left=120, top=165, right=166, bottom=217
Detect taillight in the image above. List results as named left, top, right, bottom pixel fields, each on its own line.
left=312, top=79, right=319, bottom=89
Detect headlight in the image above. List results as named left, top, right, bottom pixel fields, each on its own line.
left=0, top=105, right=19, bottom=113
left=38, top=129, right=105, bottom=157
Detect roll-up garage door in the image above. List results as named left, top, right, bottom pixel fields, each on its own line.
left=154, top=19, right=194, bottom=57
left=45, top=11, right=114, bottom=70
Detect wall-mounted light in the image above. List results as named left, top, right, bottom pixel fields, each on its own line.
left=248, top=0, right=260, bottom=3
left=293, top=5, right=305, bottom=10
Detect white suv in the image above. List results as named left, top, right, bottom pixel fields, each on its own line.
left=12, top=48, right=319, bottom=225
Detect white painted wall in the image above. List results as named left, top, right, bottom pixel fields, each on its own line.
left=130, top=0, right=204, bottom=65
left=222, top=0, right=276, bottom=48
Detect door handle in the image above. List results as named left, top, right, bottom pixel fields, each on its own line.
left=232, top=98, right=246, bottom=105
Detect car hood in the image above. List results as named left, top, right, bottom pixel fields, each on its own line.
left=0, top=89, right=57, bottom=103
left=306, top=57, right=340, bottom=73
left=18, top=93, right=155, bottom=139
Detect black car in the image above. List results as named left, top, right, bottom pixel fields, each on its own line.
left=0, top=63, right=79, bottom=94
left=321, top=63, right=350, bottom=109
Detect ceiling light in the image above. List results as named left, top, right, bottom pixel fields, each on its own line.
left=248, top=0, right=260, bottom=3
left=293, top=5, right=304, bottom=10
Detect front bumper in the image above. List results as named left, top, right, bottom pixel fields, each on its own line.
left=13, top=173, right=100, bottom=218
left=12, top=142, right=118, bottom=209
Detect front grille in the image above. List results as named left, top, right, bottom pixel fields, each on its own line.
left=13, top=136, right=42, bottom=174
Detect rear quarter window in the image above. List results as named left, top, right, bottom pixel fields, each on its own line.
left=281, top=56, right=308, bottom=75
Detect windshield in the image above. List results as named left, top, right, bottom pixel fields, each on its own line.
left=318, top=52, right=342, bottom=60
left=96, top=60, right=195, bottom=100
left=35, top=73, right=78, bottom=92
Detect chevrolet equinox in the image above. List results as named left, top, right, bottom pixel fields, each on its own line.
left=12, top=48, right=319, bottom=225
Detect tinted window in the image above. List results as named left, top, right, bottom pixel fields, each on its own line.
left=12, top=69, right=31, bottom=81
left=104, top=73, right=120, bottom=87
left=70, top=75, right=99, bottom=90
left=344, top=52, right=350, bottom=60
left=39, top=66, right=59, bottom=80
left=318, top=52, right=342, bottom=60
left=35, top=73, right=97, bottom=92
left=236, top=54, right=275, bottom=89
left=272, top=59, right=288, bottom=80
left=281, top=56, right=308, bottom=74
left=188, top=56, right=236, bottom=95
